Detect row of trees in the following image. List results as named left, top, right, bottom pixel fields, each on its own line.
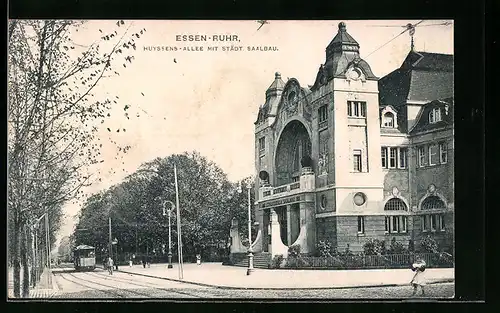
left=72, top=152, right=256, bottom=263
left=8, top=20, right=146, bottom=297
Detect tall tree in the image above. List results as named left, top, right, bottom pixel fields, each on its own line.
left=8, top=19, right=145, bottom=297
left=74, top=152, right=255, bottom=262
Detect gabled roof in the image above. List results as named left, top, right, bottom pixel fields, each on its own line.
left=378, top=68, right=412, bottom=107
left=409, top=97, right=454, bottom=135
left=379, top=50, right=454, bottom=107
left=401, top=51, right=453, bottom=72
left=407, top=70, right=454, bottom=102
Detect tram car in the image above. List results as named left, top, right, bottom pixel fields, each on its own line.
left=73, top=244, right=96, bottom=271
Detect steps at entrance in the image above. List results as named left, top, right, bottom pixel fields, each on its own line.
left=230, top=252, right=272, bottom=269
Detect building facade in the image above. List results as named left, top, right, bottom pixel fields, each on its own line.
left=251, top=22, right=454, bottom=257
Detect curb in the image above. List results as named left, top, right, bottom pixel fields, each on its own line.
left=117, top=269, right=454, bottom=290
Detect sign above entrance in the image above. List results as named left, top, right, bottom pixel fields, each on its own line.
left=260, top=195, right=302, bottom=209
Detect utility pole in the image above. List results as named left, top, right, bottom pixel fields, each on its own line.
left=174, top=164, right=183, bottom=279
left=108, top=217, right=113, bottom=261
left=247, top=183, right=254, bottom=275
left=44, top=213, right=52, bottom=288
left=135, top=222, right=138, bottom=256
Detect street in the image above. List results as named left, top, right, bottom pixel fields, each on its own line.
left=50, top=266, right=454, bottom=299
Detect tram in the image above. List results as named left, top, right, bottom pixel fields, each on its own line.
left=73, top=244, right=96, bottom=271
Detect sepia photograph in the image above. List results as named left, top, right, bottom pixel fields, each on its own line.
left=7, top=19, right=455, bottom=300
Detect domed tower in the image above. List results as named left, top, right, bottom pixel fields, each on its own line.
left=311, top=22, right=384, bottom=253
left=255, top=72, right=285, bottom=192
left=253, top=72, right=286, bottom=254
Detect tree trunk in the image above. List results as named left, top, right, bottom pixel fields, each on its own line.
left=13, top=212, right=21, bottom=298
left=21, top=225, right=30, bottom=298
left=30, top=231, right=36, bottom=287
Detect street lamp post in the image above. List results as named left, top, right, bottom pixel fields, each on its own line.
left=238, top=180, right=254, bottom=276
left=163, top=201, right=175, bottom=269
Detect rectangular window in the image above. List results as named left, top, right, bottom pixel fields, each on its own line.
left=430, top=215, right=437, bottom=231
left=399, top=148, right=407, bottom=169
left=439, top=214, right=446, bottom=231
left=347, top=101, right=367, bottom=117
left=429, top=145, right=439, bottom=166
left=418, top=146, right=426, bottom=167
left=360, top=103, right=366, bottom=117
left=259, top=137, right=265, bottom=153
left=318, top=105, right=328, bottom=124
left=353, top=149, right=362, bottom=172
left=381, top=147, right=388, bottom=168
left=389, top=147, right=397, bottom=168
left=401, top=216, right=407, bottom=233
left=392, top=216, right=399, bottom=232
left=385, top=216, right=390, bottom=233
left=357, top=216, right=365, bottom=234
left=422, top=215, right=429, bottom=232
left=439, top=142, right=448, bottom=164
left=429, top=108, right=442, bottom=123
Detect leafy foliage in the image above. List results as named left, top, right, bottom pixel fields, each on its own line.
left=315, top=240, right=335, bottom=257
left=270, top=254, right=284, bottom=269
left=420, top=235, right=439, bottom=253
left=388, top=237, right=407, bottom=254
left=363, top=238, right=386, bottom=256
left=8, top=19, right=146, bottom=297
left=287, top=244, right=301, bottom=258
left=73, top=152, right=253, bottom=261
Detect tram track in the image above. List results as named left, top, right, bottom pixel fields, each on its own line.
left=81, top=270, right=205, bottom=298
left=55, top=272, right=128, bottom=298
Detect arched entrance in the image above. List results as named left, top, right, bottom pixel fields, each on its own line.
left=275, top=120, right=312, bottom=186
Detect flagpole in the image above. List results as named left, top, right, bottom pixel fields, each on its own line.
left=174, top=164, right=184, bottom=279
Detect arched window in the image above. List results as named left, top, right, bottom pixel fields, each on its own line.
left=421, top=195, right=446, bottom=210
left=384, top=198, right=407, bottom=211
left=383, top=112, right=395, bottom=127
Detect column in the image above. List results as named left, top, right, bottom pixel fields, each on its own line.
left=286, top=205, right=292, bottom=246
left=270, top=209, right=289, bottom=257
left=299, top=201, right=316, bottom=254
left=290, top=204, right=300, bottom=245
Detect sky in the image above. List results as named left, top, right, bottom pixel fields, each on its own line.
left=54, top=19, right=454, bottom=245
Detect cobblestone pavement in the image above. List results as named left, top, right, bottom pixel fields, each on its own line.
left=48, top=268, right=454, bottom=299
left=53, top=283, right=454, bottom=299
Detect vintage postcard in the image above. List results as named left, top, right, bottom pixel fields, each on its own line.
left=7, top=19, right=454, bottom=300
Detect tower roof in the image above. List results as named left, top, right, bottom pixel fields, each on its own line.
left=326, top=22, right=360, bottom=58
left=266, top=72, right=285, bottom=94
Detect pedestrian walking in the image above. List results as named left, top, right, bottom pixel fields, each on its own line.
left=129, top=256, right=133, bottom=267
left=107, top=257, right=114, bottom=275
left=147, top=255, right=151, bottom=268
left=410, top=256, right=427, bottom=296
left=196, top=254, right=201, bottom=265
left=142, top=255, right=146, bottom=268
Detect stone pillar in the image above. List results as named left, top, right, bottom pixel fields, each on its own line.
left=290, top=204, right=300, bottom=245
left=229, top=218, right=246, bottom=254
left=263, top=210, right=270, bottom=252
left=297, top=202, right=316, bottom=254
left=286, top=205, right=292, bottom=247
left=252, top=209, right=264, bottom=253
left=270, top=209, right=288, bottom=258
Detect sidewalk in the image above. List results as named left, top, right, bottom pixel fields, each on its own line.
left=118, top=262, right=454, bottom=290
left=8, top=267, right=59, bottom=299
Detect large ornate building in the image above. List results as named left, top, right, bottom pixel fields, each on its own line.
left=250, top=22, right=454, bottom=257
